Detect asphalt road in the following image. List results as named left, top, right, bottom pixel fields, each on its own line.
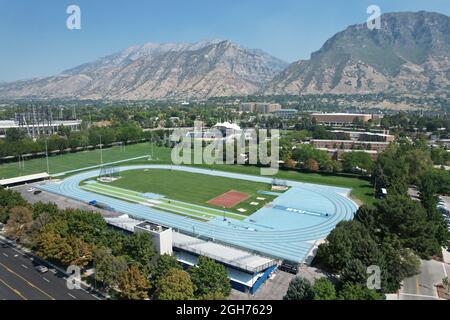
left=0, top=238, right=100, bottom=300
left=399, top=258, right=450, bottom=300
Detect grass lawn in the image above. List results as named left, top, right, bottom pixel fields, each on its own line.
left=104, top=169, right=277, bottom=215
left=0, top=142, right=168, bottom=179
left=192, top=164, right=375, bottom=207
left=1, top=142, right=374, bottom=206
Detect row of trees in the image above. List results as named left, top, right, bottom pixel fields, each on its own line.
left=312, top=138, right=450, bottom=295
left=284, top=277, right=383, bottom=300
left=281, top=143, right=374, bottom=174
left=0, top=123, right=148, bottom=158
left=0, top=188, right=231, bottom=300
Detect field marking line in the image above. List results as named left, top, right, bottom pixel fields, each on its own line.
left=0, top=261, right=55, bottom=300
left=90, top=182, right=248, bottom=219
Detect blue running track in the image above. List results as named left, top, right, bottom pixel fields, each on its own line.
left=37, top=165, right=358, bottom=263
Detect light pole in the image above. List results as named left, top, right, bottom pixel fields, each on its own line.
left=99, top=135, right=103, bottom=166
left=45, top=136, right=50, bottom=174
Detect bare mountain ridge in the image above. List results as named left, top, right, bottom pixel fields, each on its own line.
left=0, top=40, right=288, bottom=100
left=1, top=11, right=449, bottom=100
left=265, top=11, right=450, bottom=95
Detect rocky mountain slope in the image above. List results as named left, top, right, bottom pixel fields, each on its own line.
left=0, top=40, right=287, bottom=100
left=265, top=11, right=450, bottom=96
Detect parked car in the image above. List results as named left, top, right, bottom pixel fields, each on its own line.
left=33, top=190, right=42, bottom=195
left=35, top=265, right=49, bottom=273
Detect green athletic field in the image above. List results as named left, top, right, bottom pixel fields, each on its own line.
left=0, top=143, right=170, bottom=179
left=81, top=181, right=251, bottom=221
left=94, top=169, right=278, bottom=215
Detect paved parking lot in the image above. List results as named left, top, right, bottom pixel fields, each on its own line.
left=230, top=265, right=327, bottom=300
left=11, top=184, right=119, bottom=218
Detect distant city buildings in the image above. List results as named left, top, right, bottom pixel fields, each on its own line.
left=0, top=119, right=82, bottom=138
left=272, top=109, right=299, bottom=119
left=240, top=102, right=282, bottom=114
left=312, top=113, right=381, bottom=126
left=310, top=130, right=395, bottom=160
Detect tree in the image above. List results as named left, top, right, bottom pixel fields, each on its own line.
left=342, top=152, right=373, bottom=173
left=337, top=283, right=383, bottom=300
left=375, top=194, right=442, bottom=258
left=313, top=278, right=336, bottom=300
left=283, top=277, right=315, bottom=300
left=189, top=256, right=231, bottom=298
left=152, top=254, right=182, bottom=282
left=56, top=236, right=94, bottom=267
left=118, top=265, right=151, bottom=300
left=156, top=268, right=194, bottom=300
left=123, top=232, right=156, bottom=275
left=35, top=231, right=65, bottom=262
left=94, top=247, right=128, bottom=289
left=5, top=207, right=33, bottom=242
left=32, top=202, right=59, bottom=219
left=314, top=220, right=383, bottom=274
left=199, top=291, right=229, bottom=300
left=283, top=159, right=297, bottom=170
left=0, top=188, right=28, bottom=223
left=304, top=159, right=319, bottom=172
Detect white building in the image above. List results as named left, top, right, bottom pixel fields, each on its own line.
left=134, top=221, right=173, bottom=255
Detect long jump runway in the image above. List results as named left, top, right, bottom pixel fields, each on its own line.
left=37, top=165, right=358, bottom=263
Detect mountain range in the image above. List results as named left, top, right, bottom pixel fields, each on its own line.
left=0, top=11, right=448, bottom=100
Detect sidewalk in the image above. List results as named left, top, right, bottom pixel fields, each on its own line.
left=443, top=247, right=450, bottom=265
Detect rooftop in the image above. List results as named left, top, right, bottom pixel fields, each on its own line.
left=0, top=172, right=49, bottom=186
left=172, top=231, right=277, bottom=273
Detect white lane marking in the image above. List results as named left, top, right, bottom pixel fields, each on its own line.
left=67, top=293, right=77, bottom=299
left=50, top=269, right=57, bottom=274
left=21, top=264, right=28, bottom=269
left=2, top=253, right=8, bottom=257
left=43, top=277, right=50, bottom=283
left=443, top=263, right=448, bottom=278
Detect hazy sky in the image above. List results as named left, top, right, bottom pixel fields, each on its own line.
left=0, top=0, right=449, bottom=81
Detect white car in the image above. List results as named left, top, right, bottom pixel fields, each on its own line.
left=35, top=265, right=49, bottom=273
left=27, top=187, right=36, bottom=192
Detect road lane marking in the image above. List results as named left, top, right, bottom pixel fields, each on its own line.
left=2, top=253, right=8, bottom=257
left=43, top=277, right=50, bottom=283
left=443, top=263, right=448, bottom=278
left=67, top=293, right=77, bottom=299
left=415, top=277, right=420, bottom=295
left=0, top=276, right=27, bottom=300
left=21, top=264, right=29, bottom=269
left=0, top=261, right=55, bottom=300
